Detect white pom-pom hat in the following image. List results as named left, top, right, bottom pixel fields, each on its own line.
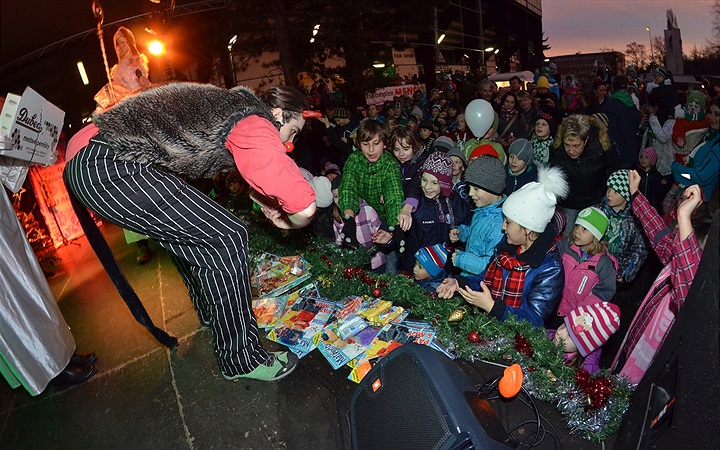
left=501, top=166, right=569, bottom=232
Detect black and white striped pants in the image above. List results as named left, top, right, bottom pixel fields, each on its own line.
left=64, top=138, right=268, bottom=375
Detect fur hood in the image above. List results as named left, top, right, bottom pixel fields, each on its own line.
left=94, top=83, right=278, bottom=177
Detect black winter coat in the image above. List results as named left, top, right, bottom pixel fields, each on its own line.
left=404, top=193, right=472, bottom=272
left=549, top=127, right=620, bottom=210
left=601, top=96, right=641, bottom=167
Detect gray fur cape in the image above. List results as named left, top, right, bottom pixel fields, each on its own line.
left=93, top=83, right=278, bottom=178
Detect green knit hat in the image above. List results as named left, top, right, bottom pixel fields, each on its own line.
left=575, top=207, right=609, bottom=241
left=685, top=91, right=707, bottom=120
left=607, top=169, right=630, bottom=202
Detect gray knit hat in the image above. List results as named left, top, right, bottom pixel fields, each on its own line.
left=463, top=155, right=506, bottom=195
left=446, top=147, right=467, bottom=167
left=508, top=138, right=533, bottom=165
left=431, top=136, right=455, bottom=153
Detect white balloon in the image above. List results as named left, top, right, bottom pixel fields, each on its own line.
left=465, top=99, right=495, bottom=138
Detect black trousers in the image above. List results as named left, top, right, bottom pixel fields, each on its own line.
left=64, top=138, right=268, bottom=375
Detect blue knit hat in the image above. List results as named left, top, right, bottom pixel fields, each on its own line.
left=415, top=244, right=448, bottom=277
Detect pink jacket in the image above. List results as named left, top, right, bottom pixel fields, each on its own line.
left=556, top=239, right=617, bottom=318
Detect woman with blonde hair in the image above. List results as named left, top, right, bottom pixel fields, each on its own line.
left=549, top=114, right=620, bottom=234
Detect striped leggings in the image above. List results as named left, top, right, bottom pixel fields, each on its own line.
left=64, top=138, right=268, bottom=376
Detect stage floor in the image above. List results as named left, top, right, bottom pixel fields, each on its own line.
left=1, top=223, right=614, bottom=449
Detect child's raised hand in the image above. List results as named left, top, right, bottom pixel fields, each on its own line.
left=449, top=228, right=460, bottom=243
left=628, top=170, right=641, bottom=196
left=458, top=281, right=493, bottom=311
left=677, top=184, right=703, bottom=221
left=436, top=278, right=459, bottom=299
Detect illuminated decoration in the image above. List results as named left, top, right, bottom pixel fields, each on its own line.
left=29, top=152, right=89, bottom=249
left=93, top=27, right=152, bottom=110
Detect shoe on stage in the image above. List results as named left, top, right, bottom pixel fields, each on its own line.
left=222, top=351, right=299, bottom=382
left=52, top=364, right=97, bottom=388
left=70, top=352, right=97, bottom=367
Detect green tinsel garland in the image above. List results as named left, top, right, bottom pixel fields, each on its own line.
left=241, top=211, right=631, bottom=442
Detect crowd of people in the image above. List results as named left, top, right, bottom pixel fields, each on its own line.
left=253, top=63, right=718, bottom=387
left=5, top=51, right=717, bottom=395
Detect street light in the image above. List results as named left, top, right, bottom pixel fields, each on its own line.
left=76, top=61, right=90, bottom=85
left=148, top=40, right=165, bottom=55
left=646, top=27, right=654, bottom=68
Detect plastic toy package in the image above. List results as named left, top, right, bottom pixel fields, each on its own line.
left=250, top=252, right=311, bottom=298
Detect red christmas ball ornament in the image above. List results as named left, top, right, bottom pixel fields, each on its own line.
left=468, top=331, right=481, bottom=343
left=380, top=280, right=388, bottom=288
left=371, top=287, right=382, bottom=298
left=513, top=333, right=534, bottom=357
left=343, top=267, right=354, bottom=279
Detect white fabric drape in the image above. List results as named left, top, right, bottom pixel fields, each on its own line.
left=0, top=187, right=74, bottom=396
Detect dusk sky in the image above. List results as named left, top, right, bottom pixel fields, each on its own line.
left=542, top=0, right=716, bottom=57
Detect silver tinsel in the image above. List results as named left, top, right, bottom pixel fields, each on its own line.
left=522, top=368, right=630, bottom=442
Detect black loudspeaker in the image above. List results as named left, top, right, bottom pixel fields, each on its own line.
left=350, top=343, right=511, bottom=450
left=615, top=211, right=720, bottom=449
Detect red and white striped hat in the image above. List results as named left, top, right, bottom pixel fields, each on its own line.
left=564, top=302, right=620, bottom=357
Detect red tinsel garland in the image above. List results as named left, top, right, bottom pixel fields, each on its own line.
left=575, top=368, right=614, bottom=410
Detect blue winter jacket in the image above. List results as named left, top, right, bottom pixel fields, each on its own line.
left=458, top=225, right=564, bottom=327
left=671, top=130, right=720, bottom=202
left=455, top=197, right=505, bottom=276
